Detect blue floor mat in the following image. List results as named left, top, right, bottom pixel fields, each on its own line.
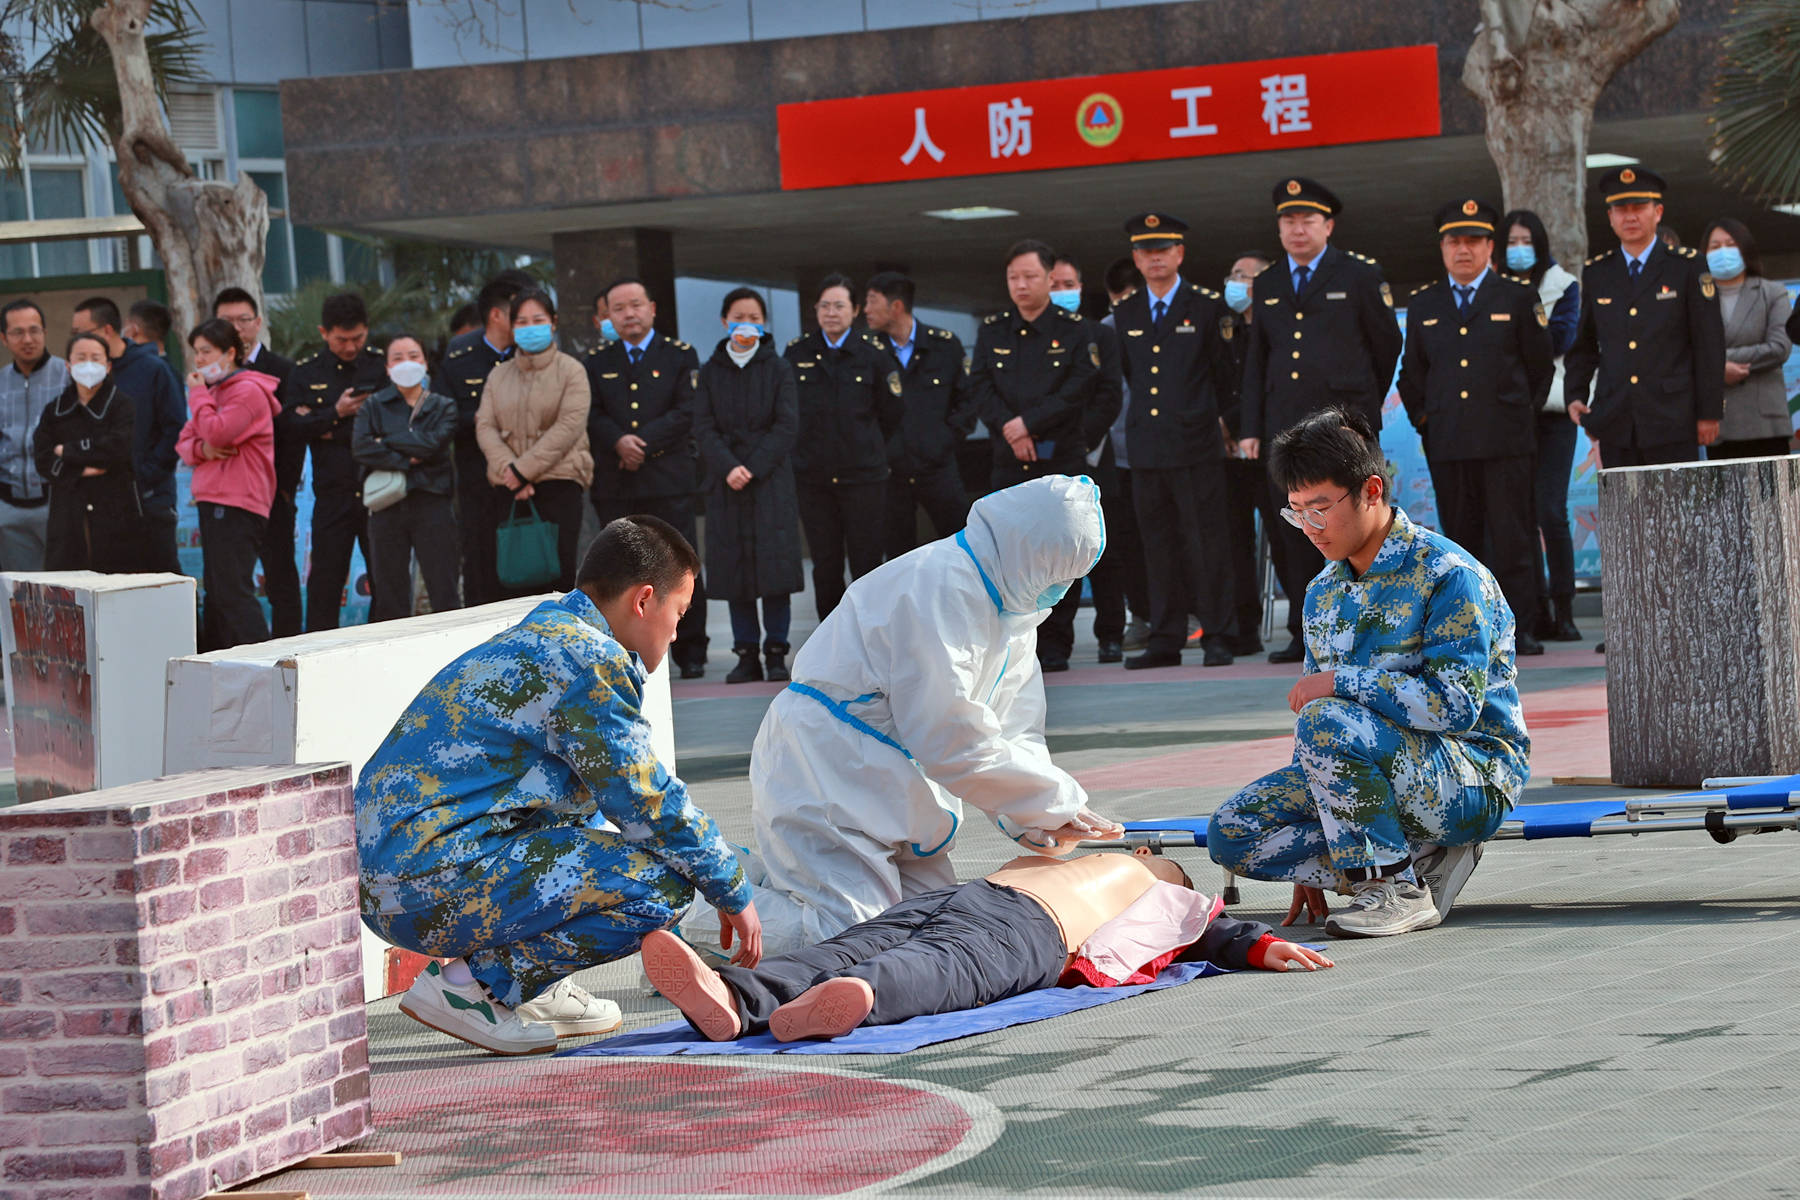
left=561, top=961, right=1231, bottom=1057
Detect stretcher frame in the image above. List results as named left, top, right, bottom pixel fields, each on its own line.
left=1081, top=774, right=1800, bottom=905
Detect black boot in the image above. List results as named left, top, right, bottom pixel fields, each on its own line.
left=1532, top=597, right=1556, bottom=642
left=1550, top=596, right=1582, bottom=642
left=764, top=642, right=790, bottom=683
left=726, top=643, right=764, bottom=685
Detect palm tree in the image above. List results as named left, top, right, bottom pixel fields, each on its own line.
left=0, top=0, right=268, bottom=347
left=1711, top=0, right=1800, bottom=203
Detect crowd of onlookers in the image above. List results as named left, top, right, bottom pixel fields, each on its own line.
left=0, top=176, right=1792, bottom=667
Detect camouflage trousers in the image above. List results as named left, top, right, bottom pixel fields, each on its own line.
left=1208, top=697, right=1512, bottom=891
left=362, top=815, right=694, bottom=1009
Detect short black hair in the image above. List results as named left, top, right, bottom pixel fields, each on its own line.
left=1267, top=405, right=1391, bottom=503
left=448, top=302, right=479, bottom=333
left=1701, top=217, right=1762, bottom=278
left=865, top=271, right=915, bottom=311
left=814, top=272, right=856, bottom=306
left=577, top=515, right=701, bottom=601
left=603, top=276, right=650, bottom=304
left=1233, top=250, right=1275, bottom=269
left=1, top=298, right=43, bottom=331
left=73, top=296, right=121, bottom=333
left=128, top=299, right=171, bottom=342
left=65, top=330, right=110, bottom=360
left=319, top=292, right=368, bottom=332
left=1005, top=240, right=1056, bottom=272
left=1103, top=256, right=1140, bottom=296
left=477, top=276, right=524, bottom=325
left=511, top=287, right=557, bottom=322
left=386, top=330, right=427, bottom=357
left=720, top=286, right=767, bottom=322
left=1657, top=224, right=1681, bottom=249
left=189, top=317, right=245, bottom=366
left=1051, top=254, right=1081, bottom=282
left=213, top=286, right=258, bottom=317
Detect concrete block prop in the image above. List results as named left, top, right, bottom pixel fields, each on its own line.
left=0, top=763, right=371, bottom=1200
left=159, top=594, right=677, bottom=999
left=0, top=573, right=197, bottom=803
left=1597, top=455, right=1800, bottom=787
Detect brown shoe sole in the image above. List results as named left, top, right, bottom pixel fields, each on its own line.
left=770, top=977, right=874, bottom=1043
left=641, top=930, right=741, bottom=1041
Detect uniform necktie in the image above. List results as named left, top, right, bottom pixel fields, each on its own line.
left=1152, top=300, right=1166, bottom=326
left=628, top=346, right=643, bottom=366
left=1294, top=265, right=1311, bottom=295
left=1455, top=285, right=1473, bottom=318
left=1629, top=259, right=1642, bottom=281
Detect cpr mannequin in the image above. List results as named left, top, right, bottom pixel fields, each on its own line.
left=644, top=849, right=1334, bottom=1042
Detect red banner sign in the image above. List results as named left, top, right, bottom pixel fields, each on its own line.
left=777, top=45, right=1441, bottom=191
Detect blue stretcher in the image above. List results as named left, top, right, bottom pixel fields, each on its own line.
left=1085, top=773, right=1800, bottom=904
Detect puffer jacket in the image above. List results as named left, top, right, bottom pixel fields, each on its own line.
left=474, top=344, right=593, bottom=489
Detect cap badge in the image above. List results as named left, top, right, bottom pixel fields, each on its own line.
left=1286, top=180, right=1301, bottom=195
left=1144, top=214, right=1160, bottom=228
left=1461, top=200, right=1478, bottom=216
left=1619, top=168, right=1636, bottom=184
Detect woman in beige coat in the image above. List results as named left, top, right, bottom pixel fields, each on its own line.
left=476, top=288, right=593, bottom=594
left=1701, top=219, right=1794, bottom=460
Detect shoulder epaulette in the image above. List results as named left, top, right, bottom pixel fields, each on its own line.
left=361, top=345, right=384, bottom=357
left=787, top=336, right=804, bottom=347
left=1056, top=308, right=1083, bottom=322
left=1679, top=246, right=1698, bottom=258
left=670, top=338, right=691, bottom=350
left=860, top=329, right=881, bottom=343
left=1496, top=273, right=1531, bottom=289
left=928, top=325, right=953, bottom=339
left=1195, top=286, right=1220, bottom=300
left=444, top=344, right=472, bottom=360
left=1348, top=250, right=1379, bottom=265
left=1586, top=249, right=1615, bottom=266
left=1409, top=282, right=1434, bottom=296
left=983, top=311, right=1007, bottom=324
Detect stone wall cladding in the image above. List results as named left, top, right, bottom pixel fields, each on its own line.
left=0, top=764, right=371, bottom=1200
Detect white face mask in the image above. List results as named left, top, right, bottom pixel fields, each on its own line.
left=69, top=361, right=108, bottom=390
left=197, top=360, right=229, bottom=384
left=388, top=360, right=428, bottom=390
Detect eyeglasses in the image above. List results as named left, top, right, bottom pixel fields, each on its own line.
left=224, top=315, right=260, bottom=328
left=1280, top=490, right=1352, bottom=530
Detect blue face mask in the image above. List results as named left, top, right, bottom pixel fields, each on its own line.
left=1035, top=580, right=1072, bottom=610
left=1223, top=280, right=1252, bottom=313
left=1049, top=288, right=1082, bottom=313
left=599, top=318, right=618, bottom=341
left=513, top=323, right=555, bottom=354
left=1505, top=244, right=1536, bottom=272
left=1706, top=247, right=1745, bottom=280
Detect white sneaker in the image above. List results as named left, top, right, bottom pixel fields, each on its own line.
left=398, top=961, right=557, bottom=1055
left=1415, top=842, right=1483, bottom=921
left=1324, top=876, right=1442, bottom=939
left=516, top=978, right=623, bottom=1038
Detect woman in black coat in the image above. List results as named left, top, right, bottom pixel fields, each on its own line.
left=693, top=287, right=802, bottom=685
left=33, top=331, right=142, bottom=572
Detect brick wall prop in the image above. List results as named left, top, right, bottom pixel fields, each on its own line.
left=0, top=763, right=371, bottom=1200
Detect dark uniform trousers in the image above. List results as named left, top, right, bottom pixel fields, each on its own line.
left=592, top=492, right=710, bottom=666
left=259, top=488, right=302, bottom=636
left=884, top=464, right=969, bottom=560
left=1134, top=462, right=1237, bottom=655
left=1597, top=441, right=1698, bottom=469
left=797, top=479, right=887, bottom=621
left=1429, top=456, right=1541, bottom=624
left=1223, top=456, right=1265, bottom=643
left=1085, top=458, right=1143, bottom=643
left=457, top=440, right=499, bottom=607
left=306, top=443, right=373, bottom=632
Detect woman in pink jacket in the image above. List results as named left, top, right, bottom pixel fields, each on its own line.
left=176, top=317, right=281, bottom=650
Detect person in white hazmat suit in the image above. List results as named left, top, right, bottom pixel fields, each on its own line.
left=688, top=474, right=1125, bottom=958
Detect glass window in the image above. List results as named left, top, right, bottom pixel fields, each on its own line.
left=341, top=237, right=378, bottom=284
left=0, top=176, right=29, bottom=280
left=233, top=90, right=285, bottom=160
left=30, top=167, right=89, bottom=276
left=249, top=170, right=292, bottom=294
left=293, top=226, right=331, bottom=286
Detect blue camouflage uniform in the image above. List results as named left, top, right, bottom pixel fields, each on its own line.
left=356, top=589, right=750, bottom=1007
left=1209, top=508, right=1530, bottom=890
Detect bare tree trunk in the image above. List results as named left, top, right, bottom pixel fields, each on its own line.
left=1599, top=457, right=1800, bottom=788
left=90, top=0, right=267, bottom=354
left=1462, top=0, right=1679, bottom=268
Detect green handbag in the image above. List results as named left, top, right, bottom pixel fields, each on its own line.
left=495, top=498, right=561, bottom=591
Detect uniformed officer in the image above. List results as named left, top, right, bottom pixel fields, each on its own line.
left=1397, top=199, right=1555, bottom=656
left=586, top=277, right=709, bottom=677
left=1563, top=166, right=1725, bottom=468
left=436, top=273, right=526, bottom=608
left=1218, top=251, right=1273, bottom=658
left=863, top=271, right=976, bottom=559
left=284, top=292, right=388, bottom=631
left=967, top=239, right=1103, bottom=671
left=1111, top=213, right=1236, bottom=669
left=1239, top=178, right=1403, bottom=664
left=785, top=273, right=904, bottom=621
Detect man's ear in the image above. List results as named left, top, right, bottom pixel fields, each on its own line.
left=634, top=583, right=656, bottom=617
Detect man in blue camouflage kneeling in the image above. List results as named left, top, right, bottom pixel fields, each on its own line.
left=1209, top=407, right=1529, bottom=939
left=356, top=516, right=761, bottom=1054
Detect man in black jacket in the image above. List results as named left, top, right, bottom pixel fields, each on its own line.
left=1397, top=199, right=1556, bottom=656
left=1563, top=166, right=1725, bottom=469
left=1111, top=214, right=1237, bottom=669
left=586, top=277, right=709, bottom=677
left=286, top=292, right=387, bottom=630
left=785, top=274, right=904, bottom=621
left=1219, top=251, right=1274, bottom=658
left=215, top=288, right=299, bottom=634
left=863, top=271, right=975, bottom=560
left=967, top=241, right=1103, bottom=671
left=437, top=273, right=527, bottom=609
left=1239, top=178, right=1403, bottom=664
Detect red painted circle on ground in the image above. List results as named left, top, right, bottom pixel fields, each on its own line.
left=369, top=1059, right=974, bottom=1194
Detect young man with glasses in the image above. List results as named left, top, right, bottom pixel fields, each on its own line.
left=1206, top=407, right=1529, bottom=938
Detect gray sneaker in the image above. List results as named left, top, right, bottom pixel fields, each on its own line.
left=1122, top=619, right=1152, bottom=654
left=1415, top=842, right=1482, bottom=921
left=1325, top=876, right=1442, bottom=939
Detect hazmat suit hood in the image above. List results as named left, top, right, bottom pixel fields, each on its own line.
left=958, top=474, right=1106, bottom=615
